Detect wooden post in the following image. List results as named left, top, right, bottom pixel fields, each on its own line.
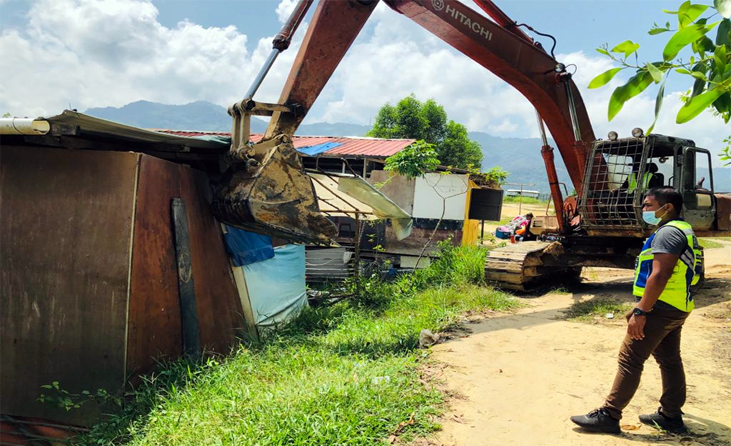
left=353, top=213, right=361, bottom=279
left=172, top=198, right=201, bottom=358
left=519, top=183, right=524, bottom=215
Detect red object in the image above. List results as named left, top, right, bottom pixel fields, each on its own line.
left=541, top=144, right=566, bottom=233
left=189, top=0, right=597, bottom=198
left=264, top=0, right=380, bottom=138
left=0, top=416, right=80, bottom=445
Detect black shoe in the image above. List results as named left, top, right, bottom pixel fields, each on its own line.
left=639, top=410, right=687, bottom=433
left=570, top=408, right=621, bottom=433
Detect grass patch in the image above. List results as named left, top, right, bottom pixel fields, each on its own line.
left=72, top=243, right=519, bottom=445
left=699, top=238, right=725, bottom=249
left=502, top=196, right=547, bottom=205
left=564, top=299, right=633, bottom=323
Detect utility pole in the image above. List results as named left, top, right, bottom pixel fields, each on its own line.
left=504, top=182, right=535, bottom=215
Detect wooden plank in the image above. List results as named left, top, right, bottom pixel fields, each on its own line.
left=485, top=271, right=526, bottom=284
left=487, top=254, right=542, bottom=266
left=171, top=198, right=201, bottom=357
left=522, top=266, right=566, bottom=277
left=0, top=147, right=138, bottom=425
left=230, top=263, right=259, bottom=340
left=127, top=156, right=182, bottom=376
left=485, top=260, right=525, bottom=273
left=178, top=167, right=245, bottom=352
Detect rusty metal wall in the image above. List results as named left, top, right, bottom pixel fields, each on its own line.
left=126, top=155, right=183, bottom=376
left=1, top=148, right=243, bottom=427
left=127, top=156, right=243, bottom=376
left=0, top=147, right=139, bottom=425
left=178, top=164, right=244, bottom=353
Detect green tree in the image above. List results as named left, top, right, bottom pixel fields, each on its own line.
left=589, top=0, right=731, bottom=164
left=368, top=95, right=483, bottom=169
left=383, top=140, right=440, bottom=180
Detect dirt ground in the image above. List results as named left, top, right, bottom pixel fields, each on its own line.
left=421, top=240, right=731, bottom=446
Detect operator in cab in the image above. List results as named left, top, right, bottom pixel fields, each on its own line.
left=570, top=187, right=701, bottom=434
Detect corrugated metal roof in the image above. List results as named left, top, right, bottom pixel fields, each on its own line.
left=156, top=130, right=414, bottom=158
left=35, top=112, right=230, bottom=150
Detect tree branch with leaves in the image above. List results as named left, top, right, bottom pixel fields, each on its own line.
left=589, top=0, right=731, bottom=165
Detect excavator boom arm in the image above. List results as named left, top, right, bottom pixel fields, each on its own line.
left=267, top=0, right=594, bottom=190
left=264, top=0, right=380, bottom=139
left=216, top=0, right=597, bottom=243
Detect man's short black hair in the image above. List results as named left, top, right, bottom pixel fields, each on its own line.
left=646, top=187, right=683, bottom=213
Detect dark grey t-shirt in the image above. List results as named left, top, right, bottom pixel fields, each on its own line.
left=651, top=224, right=688, bottom=256
left=635, top=223, right=689, bottom=309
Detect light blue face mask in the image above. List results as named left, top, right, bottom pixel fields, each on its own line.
left=642, top=206, right=667, bottom=226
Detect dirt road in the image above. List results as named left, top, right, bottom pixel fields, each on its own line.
left=424, top=241, right=731, bottom=446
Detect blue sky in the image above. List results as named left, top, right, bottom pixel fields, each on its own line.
left=0, top=0, right=727, bottom=161
left=145, top=1, right=677, bottom=55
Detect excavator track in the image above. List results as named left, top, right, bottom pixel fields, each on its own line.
left=485, top=241, right=578, bottom=292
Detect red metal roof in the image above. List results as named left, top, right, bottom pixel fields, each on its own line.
left=153, top=130, right=414, bottom=158
left=150, top=129, right=231, bottom=138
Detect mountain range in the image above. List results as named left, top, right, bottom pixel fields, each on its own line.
left=85, top=100, right=730, bottom=193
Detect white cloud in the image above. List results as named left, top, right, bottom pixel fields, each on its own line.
left=2, top=0, right=727, bottom=168
left=309, top=2, right=526, bottom=132
left=275, top=0, right=298, bottom=24
left=0, top=0, right=304, bottom=116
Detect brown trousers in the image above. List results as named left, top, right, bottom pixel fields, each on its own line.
left=602, top=305, right=690, bottom=420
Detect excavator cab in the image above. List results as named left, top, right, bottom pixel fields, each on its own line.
left=578, top=133, right=717, bottom=236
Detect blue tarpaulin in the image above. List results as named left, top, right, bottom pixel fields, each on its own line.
left=223, top=226, right=275, bottom=266
left=297, top=142, right=342, bottom=156
left=243, top=245, right=307, bottom=327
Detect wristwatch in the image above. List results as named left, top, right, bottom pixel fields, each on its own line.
left=633, top=308, right=648, bottom=317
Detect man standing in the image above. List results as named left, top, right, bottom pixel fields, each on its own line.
left=571, top=187, right=701, bottom=434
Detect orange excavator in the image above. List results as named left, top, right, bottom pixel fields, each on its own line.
left=212, top=0, right=731, bottom=290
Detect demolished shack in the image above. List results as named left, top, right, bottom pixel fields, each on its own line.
left=0, top=111, right=413, bottom=436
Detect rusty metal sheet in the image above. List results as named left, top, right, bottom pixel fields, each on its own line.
left=178, top=166, right=244, bottom=353
left=0, top=146, right=139, bottom=426
left=265, top=0, right=380, bottom=137
left=126, top=155, right=183, bottom=376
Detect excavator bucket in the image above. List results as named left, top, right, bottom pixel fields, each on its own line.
left=212, top=141, right=337, bottom=244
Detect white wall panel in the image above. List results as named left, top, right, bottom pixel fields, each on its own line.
left=412, top=173, right=469, bottom=220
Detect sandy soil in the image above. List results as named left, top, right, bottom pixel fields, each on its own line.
left=419, top=241, right=731, bottom=446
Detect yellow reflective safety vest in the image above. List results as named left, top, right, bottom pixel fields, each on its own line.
left=628, top=172, right=653, bottom=193
left=633, top=220, right=701, bottom=312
